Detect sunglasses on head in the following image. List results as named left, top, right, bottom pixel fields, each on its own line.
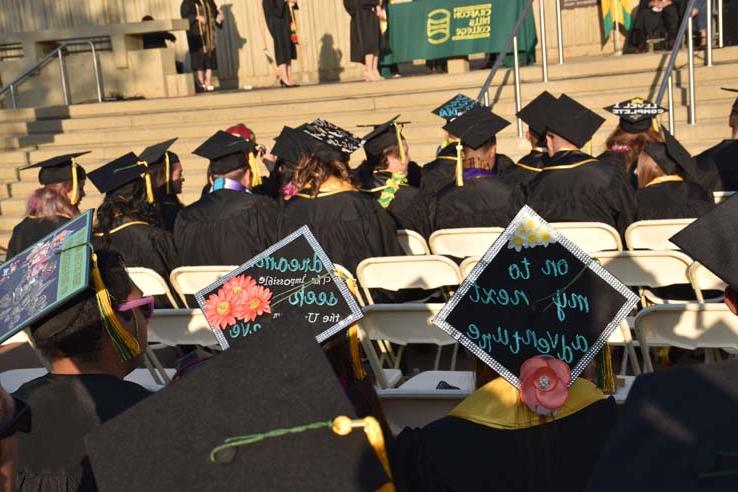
left=117, top=295, right=155, bottom=319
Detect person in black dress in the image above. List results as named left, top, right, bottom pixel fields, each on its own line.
left=14, top=249, right=151, bottom=491
left=7, top=153, right=88, bottom=260
left=526, top=94, right=637, bottom=237
left=279, top=119, right=405, bottom=274
left=88, top=153, right=180, bottom=305
left=263, top=0, right=299, bottom=87
left=628, top=0, right=682, bottom=52
left=354, top=117, right=431, bottom=237
left=138, top=139, right=185, bottom=232
left=429, top=107, right=524, bottom=234
left=174, top=131, right=279, bottom=266
left=343, top=0, right=382, bottom=81
left=180, top=0, right=223, bottom=91
left=695, top=90, right=738, bottom=191
left=635, top=129, right=714, bottom=220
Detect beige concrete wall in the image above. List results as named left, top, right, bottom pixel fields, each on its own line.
left=0, top=0, right=616, bottom=90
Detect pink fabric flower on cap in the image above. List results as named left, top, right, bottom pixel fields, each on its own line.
left=519, top=356, right=571, bottom=416
left=280, top=182, right=299, bottom=201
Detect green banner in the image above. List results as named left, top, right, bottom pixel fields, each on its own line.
left=386, top=0, right=537, bottom=65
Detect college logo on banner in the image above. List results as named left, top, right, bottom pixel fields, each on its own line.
left=426, top=3, right=492, bottom=45
left=427, top=9, right=451, bottom=44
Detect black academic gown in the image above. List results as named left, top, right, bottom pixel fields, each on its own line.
left=498, top=150, right=546, bottom=187
left=525, top=150, right=637, bottom=237
left=174, top=189, right=279, bottom=266
left=695, top=139, right=738, bottom=191
left=14, top=374, right=150, bottom=492
left=343, top=0, right=381, bottom=62
left=430, top=175, right=525, bottom=233
left=154, top=188, right=184, bottom=233
left=263, top=0, right=297, bottom=65
left=6, top=215, right=70, bottom=260
left=279, top=189, right=406, bottom=274
left=635, top=179, right=714, bottom=221
left=180, top=0, right=222, bottom=70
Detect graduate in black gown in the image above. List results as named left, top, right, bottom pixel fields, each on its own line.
left=14, top=249, right=151, bottom=490
left=174, top=131, right=279, bottom=266
left=263, top=0, right=299, bottom=87
left=279, top=119, right=405, bottom=274
left=89, top=153, right=180, bottom=302
left=180, top=0, right=223, bottom=91
left=429, top=107, right=524, bottom=233
left=138, top=139, right=185, bottom=233
left=343, top=0, right=382, bottom=80
left=635, top=128, right=714, bottom=220
left=526, top=94, right=637, bottom=236
left=628, top=0, right=681, bottom=52
left=7, top=153, right=88, bottom=259
left=354, top=116, right=431, bottom=237
left=695, top=90, right=738, bottom=191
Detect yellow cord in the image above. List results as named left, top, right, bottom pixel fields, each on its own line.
left=69, top=158, right=80, bottom=206
left=394, top=122, right=406, bottom=165
left=164, top=152, right=171, bottom=195
left=454, top=139, right=464, bottom=187
left=248, top=153, right=263, bottom=187
left=137, top=161, right=155, bottom=204
left=332, top=416, right=394, bottom=486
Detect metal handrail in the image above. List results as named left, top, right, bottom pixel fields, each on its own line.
left=0, top=39, right=103, bottom=109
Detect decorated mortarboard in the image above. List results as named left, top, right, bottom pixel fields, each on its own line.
left=433, top=205, right=638, bottom=390
left=604, top=97, right=666, bottom=134
left=195, top=225, right=363, bottom=349
left=360, top=115, right=410, bottom=165
left=544, top=94, right=606, bottom=149
left=643, top=126, right=699, bottom=181
left=670, top=193, right=738, bottom=290
left=302, top=119, right=363, bottom=163
left=432, top=93, right=480, bottom=122
left=516, top=91, right=558, bottom=137
left=721, top=87, right=738, bottom=112
left=20, top=152, right=90, bottom=205
left=586, top=360, right=738, bottom=491
left=85, top=317, right=391, bottom=491
left=271, top=125, right=314, bottom=168
left=193, top=130, right=257, bottom=178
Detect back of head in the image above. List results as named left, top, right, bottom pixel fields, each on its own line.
left=291, top=154, right=351, bottom=197
left=606, top=125, right=664, bottom=171
left=26, top=182, right=79, bottom=222
left=95, top=179, right=161, bottom=232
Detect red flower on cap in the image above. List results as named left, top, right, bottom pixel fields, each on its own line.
left=226, top=123, right=255, bottom=142
left=519, top=356, right=571, bottom=416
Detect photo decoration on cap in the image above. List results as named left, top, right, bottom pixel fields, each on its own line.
left=195, top=226, right=363, bottom=349
left=604, top=97, right=667, bottom=123
left=303, top=119, right=363, bottom=155
left=432, top=93, right=480, bottom=121
left=433, top=206, right=639, bottom=388
left=0, top=210, right=94, bottom=343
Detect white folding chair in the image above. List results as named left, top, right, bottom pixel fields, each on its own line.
left=169, top=266, right=237, bottom=307
left=397, top=229, right=430, bottom=255
left=0, top=368, right=173, bottom=393
left=459, top=256, right=480, bottom=279
left=147, top=309, right=219, bottom=347
left=126, top=267, right=180, bottom=308
left=713, top=191, right=735, bottom=204
left=428, top=227, right=504, bottom=258
left=550, top=221, right=623, bottom=253
left=688, top=262, right=727, bottom=303
left=625, top=219, right=695, bottom=250
left=635, top=303, right=738, bottom=373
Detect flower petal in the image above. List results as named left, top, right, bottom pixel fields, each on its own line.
left=520, top=356, right=551, bottom=382
left=546, top=358, right=572, bottom=386
left=536, top=383, right=569, bottom=409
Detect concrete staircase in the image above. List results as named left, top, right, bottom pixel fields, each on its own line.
left=0, top=47, right=737, bottom=249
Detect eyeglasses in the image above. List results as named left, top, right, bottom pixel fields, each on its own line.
left=117, top=296, right=155, bottom=319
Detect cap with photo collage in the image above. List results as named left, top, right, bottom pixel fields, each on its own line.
left=361, top=115, right=409, bottom=166
left=516, top=91, right=558, bottom=138
left=88, top=152, right=158, bottom=204
left=432, top=93, right=480, bottom=122
left=138, top=138, right=180, bottom=195
left=721, top=87, right=738, bottom=113
left=643, top=126, right=700, bottom=182
left=84, top=317, right=392, bottom=491
left=20, top=152, right=90, bottom=205
left=441, top=105, right=510, bottom=186
left=544, top=94, right=606, bottom=149
left=604, top=97, right=666, bottom=134
left=271, top=124, right=314, bottom=169
left=193, top=130, right=257, bottom=179
left=302, top=119, right=363, bottom=163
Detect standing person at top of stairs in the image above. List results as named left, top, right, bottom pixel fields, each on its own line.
left=263, top=0, right=300, bottom=87
left=6, top=153, right=88, bottom=260
left=181, top=0, right=224, bottom=92
left=343, top=0, right=383, bottom=81
left=696, top=88, right=738, bottom=191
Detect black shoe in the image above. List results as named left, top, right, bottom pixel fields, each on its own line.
left=279, top=80, right=299, bottom=88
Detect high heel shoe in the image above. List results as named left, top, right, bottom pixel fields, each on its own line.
left=279, top=79, right=299, bottom=88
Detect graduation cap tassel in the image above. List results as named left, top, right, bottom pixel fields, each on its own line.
left=248, top=153, right=263, bottom=187
left=454, top=139, right=464, bottom=187
left=332, top=416, right=394, bottom=487
left=90, top=253, right=141, bottom=361
left=136, top=161, right=156, bottom=204
left=69, top=158, right=80, bottom=206
left=394, top=122, right=406, bottom=165
left=596, top=343, right=616, bottom=395
left=348, top=325, right=367, bottom=381
left=164, top=152, right=171, bottom=195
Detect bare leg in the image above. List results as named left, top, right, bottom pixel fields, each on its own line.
left=204, top=69, right=213, bottom=88
left=285, top=63, right=293, bottom=85
left=278, top=63, right=288, bottom=84
left=363, top=54, right=373, bottom=80
left=372, top=52, right=381, bottom=79
left=196, top=70, right=205, bottom=88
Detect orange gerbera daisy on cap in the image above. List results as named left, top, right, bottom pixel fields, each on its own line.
left=236, top=285, right=272, bottom=322
left=204, top=288, right=241, bottom=330
left=223, top=274, right=257, bottom=298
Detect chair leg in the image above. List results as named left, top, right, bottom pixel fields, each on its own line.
left=392, top=346, right=406, bottom=370
left=143, top=352, right=163, bottom=385
left=146, top=347, right=172, bottom=384
left=450, top=343, right=459, bottom=371
left=433, top=345, right=442, bottom=371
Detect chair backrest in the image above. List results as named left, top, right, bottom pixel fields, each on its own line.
left=169, top=266, right=237, bottom=307
left=126, top=267, right=180, bottom=308
left=147, top=309, right=219, bottom=347
left=428, top=227, right=504, bottom=258
left=592, top=251, right=693, bottom=290
left=333, top=263, right=366, bottom=307
left=624, top=219, right=695, bottom=250
left=550, top=222, right=623, bottom=252
left=356, top=255, right=462, bottom=304
left=688, top=262, right=727, bottom=303
left=713, top=191, right=735, bottom=205
left=459, top=256, right=480, bottom=279
left=397, top=229, right=430, bottom=255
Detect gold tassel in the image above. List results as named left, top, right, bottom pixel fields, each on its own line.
left=137, top=161, right=155, bottom=204
left=597, top=343, right=616, bottom=395
left=90, top=253, right=141, bottom=361
left=586, top=139, right=593, bottom=156
left=333, top=416, right=394, bottom=488
left=454, top=139, right=464, bottom=187
left=394, top=122, right=406, bottom=165
left=69, top=158, right=80, bottom=206
left=248, top=153, right=263, bottom=187
left=164, top=152, right=171, bottom=195
left=348, top=325, right=367, bottom=381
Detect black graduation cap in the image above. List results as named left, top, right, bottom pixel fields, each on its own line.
left=604, top=97, right=666, bottom=134
left=670, top=193, right=738, bottom=290
left=516, top=91, right=557, bottom=137
left=20, top=152, right=90, bottom=186
left=721, top=87, right=738, bottom=112
left=586, top=360, right=738, bottom=491
left=193, top=131, right=255, bottom=175
left=643, top=127, right=699, bottom=181
left=138, top=138, right=177, bottom=168
left=442, top=106, right=510, bottom=150
left=544, top=94, right=606, bottom=148
left=432, top=94, right=480, bottom=122
left=302, top=119, right=363, bottom=163
left=271, top=125, right=314, bottom=168
left=361, top=115, right=409, bottom=162
left=84, top=323, right=391, bottom=491
left=88, top=152, right=147, bottom=194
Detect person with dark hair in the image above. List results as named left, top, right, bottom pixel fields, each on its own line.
left=138, top=139, right=185, bottom=232
left=278, top=120, right=405, bottom=274
left=695, top=88, right=738, bottom=191
left=14, top=248, right=151, bottom=491
left=89, top=153, right=180, bottom=298
left=7, top=153, right=88, bottom=259
left=140, top=15, right=177, bottom=49
left=263, top=0, right=299, bottom=87
left=343, top=0, right=382, bottom=81
left=180, top=0, right=224, bottom=91
left=174, top=131, right=279, bottom=266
